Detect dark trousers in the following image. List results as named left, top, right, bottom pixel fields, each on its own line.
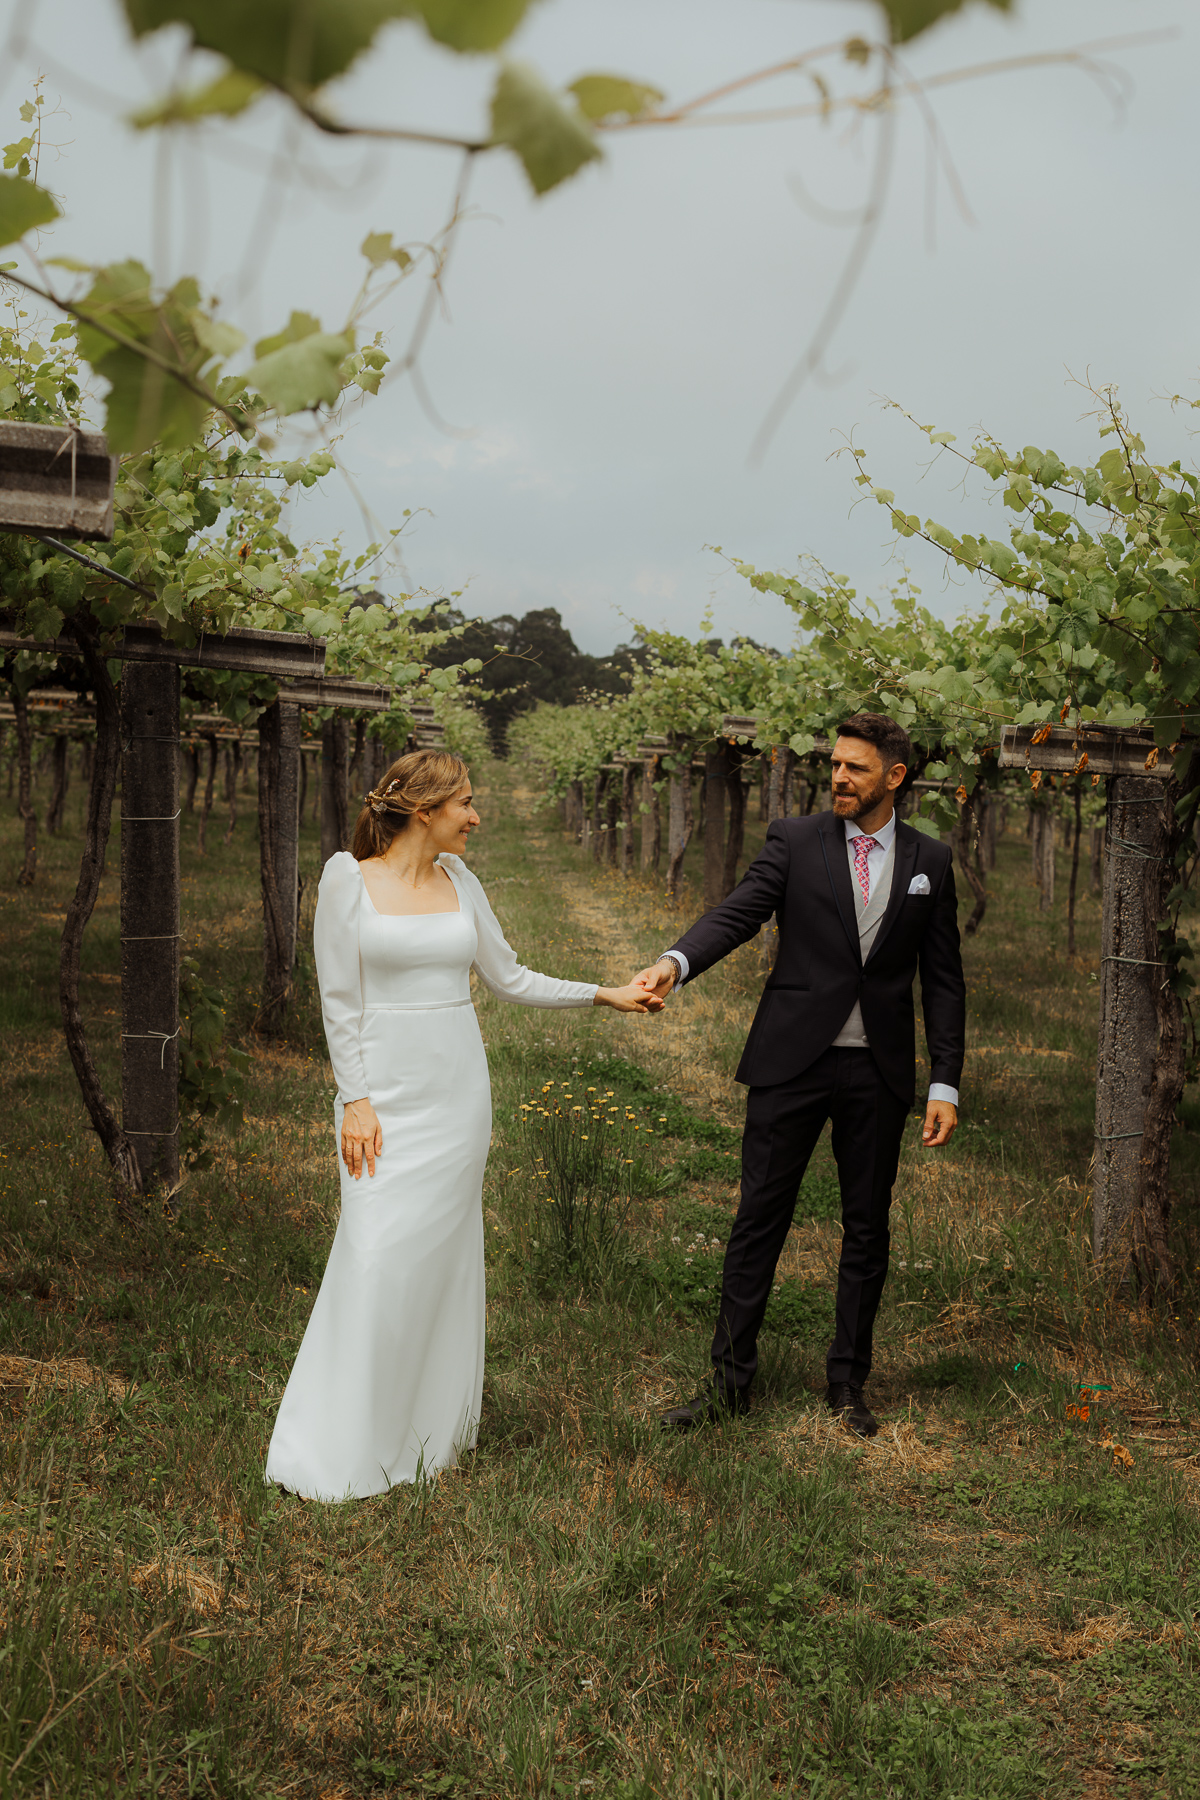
left=710, top=1046, right=909, bottom=1396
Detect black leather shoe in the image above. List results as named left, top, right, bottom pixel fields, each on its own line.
left=661, top=1387, right=747, bottom=1431
left=826, top=1381, right=878, bottom=1438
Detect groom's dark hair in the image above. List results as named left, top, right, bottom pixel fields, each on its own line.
left=837, top=712, right=912, bottom=774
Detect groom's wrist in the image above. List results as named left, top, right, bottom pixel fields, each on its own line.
left=655, top=951, right=687, bottom=991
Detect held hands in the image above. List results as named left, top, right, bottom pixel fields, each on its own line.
left=630, top=959, right=678, bottom=1004
left=342, top=1097, right=383, bottom=1179
left=594, top=981, right=665, bottom=1014
left=922, top=1099, right=957, bottom=1148
left=596, top=956, right=679, bottom=1012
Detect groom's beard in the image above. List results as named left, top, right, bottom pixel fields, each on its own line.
left=832, top=772, right=892, bottom=820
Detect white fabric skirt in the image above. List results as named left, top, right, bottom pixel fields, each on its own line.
left=265, top=998, right=491, bottom=1500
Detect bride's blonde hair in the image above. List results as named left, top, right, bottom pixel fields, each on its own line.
left=351, top=749, right=470, bottom=861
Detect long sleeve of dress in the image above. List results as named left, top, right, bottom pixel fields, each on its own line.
left=455, top=863, right=598, bottom=1008
left=313, top=852, right=370, bottom=1101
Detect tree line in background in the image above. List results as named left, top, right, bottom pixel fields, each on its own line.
left=416, top=606, right=649, bottom=749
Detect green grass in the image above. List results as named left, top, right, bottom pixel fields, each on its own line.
left=0, top=755, right=1199, bottom=1796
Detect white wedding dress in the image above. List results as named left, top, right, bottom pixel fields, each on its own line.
left=265, top=850, right=596, bottom=1501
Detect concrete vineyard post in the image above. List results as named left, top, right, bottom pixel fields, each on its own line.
left=640, top=757, right=661, bottom=874
left=1090, top=825, right=1104, bottom=896
left=1039, top=809, right=1055, bottom=912
left=46, top=735, right=69, bottom=834
left=119, top=660, right=181, bottom=1191
left=320, top=715, right=350, bottom=868
left=275, top=704, right=301, bottom=976
left=567, top=780, right=583, bottom=842
left=197, top=734, right=218, bottom=856
left=722, top=749, right=745, bottom=899
left=639, top=760, right=654, bottom=869
left=185, top=744, right=200, bottom=814
left=665, top=741, right=694, bottom=902
left=13, top=689, right=35, bottom=885
left=364, top=735, right=385, bottom=799
left=591, top=772, right=606, bottom=864
left=258, top=699, right=302, bottom=1035
left=621, top=762, right=636, bottom=877
left=225, top=742, right=241, bottom=843
left=999, top=724, right=1176, bottom=1278
left=350, top=717, right=366, bottom=796
left=983, top=796, right=999, bottom=871
left=1093, top=775, right=1164, bottom=1276
left=702, top=743, right=728, bottom=911
left=1028, top=803, right=1055, bottom=912
left=766, top=747, right=788, bottom=824
left=1066, top=783, right=1083, bottom=960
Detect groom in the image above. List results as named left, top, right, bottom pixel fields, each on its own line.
left=634, top=714, right=965, bottom=1438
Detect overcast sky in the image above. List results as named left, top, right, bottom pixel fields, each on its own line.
left=3, top=0, right=1197, bottom=651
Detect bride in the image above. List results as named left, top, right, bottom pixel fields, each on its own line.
left=265, top=749, right=657, bottom=1500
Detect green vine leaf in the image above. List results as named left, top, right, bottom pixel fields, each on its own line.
left=100, top=346, right=210, bottom=453
left=490, top=62, right=602, bottom=196
left=245, top=328, right=355, bottom=413
left=360, top=231, right=412, bottom=271
left=130, top=67, right=266, bottom=129
left=0, top=172, right=59, bottom=246
left=568, top=74, right=665, bottom=124
left=408, top=0, right=535, bottom=52
left=193, top=314, right=247, bottom=361
left=71, top=263, right=239, bottom=452
left=878, top=0, right=1013, bottom=45
left=253, top=311, right=323, bottom=359
left=2, top=135, right=35, bottom=174
left=122, top=0, right=407, bottom=93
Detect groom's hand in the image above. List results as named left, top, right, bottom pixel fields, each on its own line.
left=632, top=959, right=677, bottom=1003
left=922, top=1100, right=957, bottom=1148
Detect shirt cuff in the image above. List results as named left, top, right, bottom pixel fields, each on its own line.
left=657, top=950, right=689, bottom=991
left=928, top=1083, right=959, bottom=1106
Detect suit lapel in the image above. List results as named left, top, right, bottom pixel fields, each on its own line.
left=866, top=825, right=918, bottom=963
left=817, top=813, right=859, bottom=955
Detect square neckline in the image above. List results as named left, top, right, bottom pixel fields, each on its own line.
left=356, top=856, right=463, bottom=920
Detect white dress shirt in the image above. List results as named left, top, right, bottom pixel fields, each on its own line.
left=660, top=806, right=958, bottom=1107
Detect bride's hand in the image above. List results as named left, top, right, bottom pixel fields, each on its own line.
left=341, top=1098, right=383, bottom=1179
left=593, top=982, right=665, bottom=1014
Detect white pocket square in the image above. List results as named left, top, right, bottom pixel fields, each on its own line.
left=907, top=874, right=931, bottom=896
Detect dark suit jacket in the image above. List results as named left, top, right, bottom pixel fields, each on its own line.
left=667, top=812, right=965, bottom=1107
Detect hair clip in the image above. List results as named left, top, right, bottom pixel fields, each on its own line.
left=365, top=781, right=406, bottom=817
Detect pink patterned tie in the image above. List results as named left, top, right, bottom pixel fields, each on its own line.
left=852, top=835, right=878, bottom=906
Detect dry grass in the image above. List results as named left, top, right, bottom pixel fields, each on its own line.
left=0, top=1354, right=127, bottom=1401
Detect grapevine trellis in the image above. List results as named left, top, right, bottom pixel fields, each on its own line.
left=998, top=723, right=1182, bottom=1287
left=1, top=389, right=484, bottom=1200
left=512, top=666, right=1190, bottom=1300
left=0, top=639, right=466, bottom=1197
left=5, top=618, right=326, bottom=1191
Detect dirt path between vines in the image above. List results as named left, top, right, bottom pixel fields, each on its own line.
left=507, top=785, right=750, bottom=1119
